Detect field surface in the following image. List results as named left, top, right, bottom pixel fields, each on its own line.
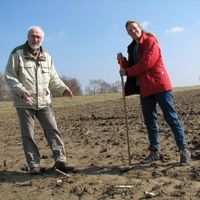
left=0, top=86, right=200, bottom=200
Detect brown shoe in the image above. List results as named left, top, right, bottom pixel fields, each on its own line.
left=30, top=167, right=40, bottom=175
left=55, top=161, right=75, bottom=173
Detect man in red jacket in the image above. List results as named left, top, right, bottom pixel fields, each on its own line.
left=118, top=20, right=190, bottom=166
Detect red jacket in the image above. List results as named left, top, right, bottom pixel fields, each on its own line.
left=123, top=34, right=172, bottom=98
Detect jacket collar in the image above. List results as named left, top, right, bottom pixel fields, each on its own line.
left=128, top=34, right=148, bottom=48
left=23, top=41, right=46, bottom=61
left=138, top=34, right=148, bottom=44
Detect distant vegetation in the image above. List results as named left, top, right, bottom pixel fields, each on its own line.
left=0, top=73, right=122, bottom=101
left=0, top=85, right=200, bottom=117
left=85, top=79, right=122, bottom=95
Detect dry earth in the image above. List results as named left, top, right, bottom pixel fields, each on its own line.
left=0, top=89, right=200, bottom=200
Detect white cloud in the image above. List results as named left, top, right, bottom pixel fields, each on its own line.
left=141, top=21, right=150, bottom=29
left=45, top=31, right=66, bottom=41
left=114, top=24, right=119, bottom=29
left=165, top=27, right=184, bottom=34
left=57, top=31, right=66, bottom=37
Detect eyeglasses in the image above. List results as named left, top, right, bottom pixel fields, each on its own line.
left=30, top=35, right=43, bottom=40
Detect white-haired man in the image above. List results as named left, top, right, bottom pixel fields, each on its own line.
left=5, top=26, right=74, bottom=175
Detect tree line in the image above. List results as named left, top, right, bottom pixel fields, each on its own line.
left=0, top=73, right=122, bottom=101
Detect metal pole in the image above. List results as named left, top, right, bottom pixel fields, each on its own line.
left=119, top=60, right=131, bottom=165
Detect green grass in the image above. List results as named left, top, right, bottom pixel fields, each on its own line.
left=172, top=85, right=200, bottom=92
left=0, top=85, right=199, bottom=117
left=52, top=92, right=123, bottom=108
left=0, top=92, right=123, bottom=117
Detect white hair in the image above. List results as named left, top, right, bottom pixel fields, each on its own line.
left=27, top=26, right=45, bottom=38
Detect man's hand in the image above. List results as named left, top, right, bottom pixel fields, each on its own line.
left=22, top=91, right=33, bottom=103
left=63, top=88, right=74, bottom=99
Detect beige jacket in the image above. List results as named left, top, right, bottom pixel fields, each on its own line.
left=5, top=42, right=68, bottom=109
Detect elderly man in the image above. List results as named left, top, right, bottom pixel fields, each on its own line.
left=5, top=26, right=74, bottom=175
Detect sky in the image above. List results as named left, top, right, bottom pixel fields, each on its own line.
left=1, top=0, right=200, bottom=93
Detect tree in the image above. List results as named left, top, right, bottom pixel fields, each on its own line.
left=110, top=80, right=122, bottom=93
left=0, top=73, right=12, bottom=101
left=51, top=76, right=83, bottom=97
left=85, top=79, right=122, bottom=95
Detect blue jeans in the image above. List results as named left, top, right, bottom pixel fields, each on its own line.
left=140, top=90, right=187, bottom=150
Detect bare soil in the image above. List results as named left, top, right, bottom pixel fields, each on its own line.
left=0, top=89, right=200, bottom=200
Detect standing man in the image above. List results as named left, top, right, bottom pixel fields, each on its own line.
left=5, top=26, right=75, bottom=175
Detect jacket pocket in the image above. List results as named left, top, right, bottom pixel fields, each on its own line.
left=41, top=67, right=49, bottom=73
left=20, top=63, right=35, bottom=84
left=41, top=66, right=50, bottom=84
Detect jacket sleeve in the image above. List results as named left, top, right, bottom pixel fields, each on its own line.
left=49, top=57, right=69, bottom=94
left=126, top=36, right=161, bottom=76
left=5, top=53, right=26, bottom=97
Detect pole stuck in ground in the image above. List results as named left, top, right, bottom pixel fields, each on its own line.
left=119, top=59, right=131, bottom=165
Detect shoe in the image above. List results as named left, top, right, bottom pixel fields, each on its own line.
left=140, top=151, right=160, bottom=164
left=179, top=148, right=190, bottom=166
left=30, top=167, right=40, bottom=175
left=55, top=161, right=75, bottom=173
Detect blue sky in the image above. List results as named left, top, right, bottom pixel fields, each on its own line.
left=1, top=0, right=200, bottom=93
